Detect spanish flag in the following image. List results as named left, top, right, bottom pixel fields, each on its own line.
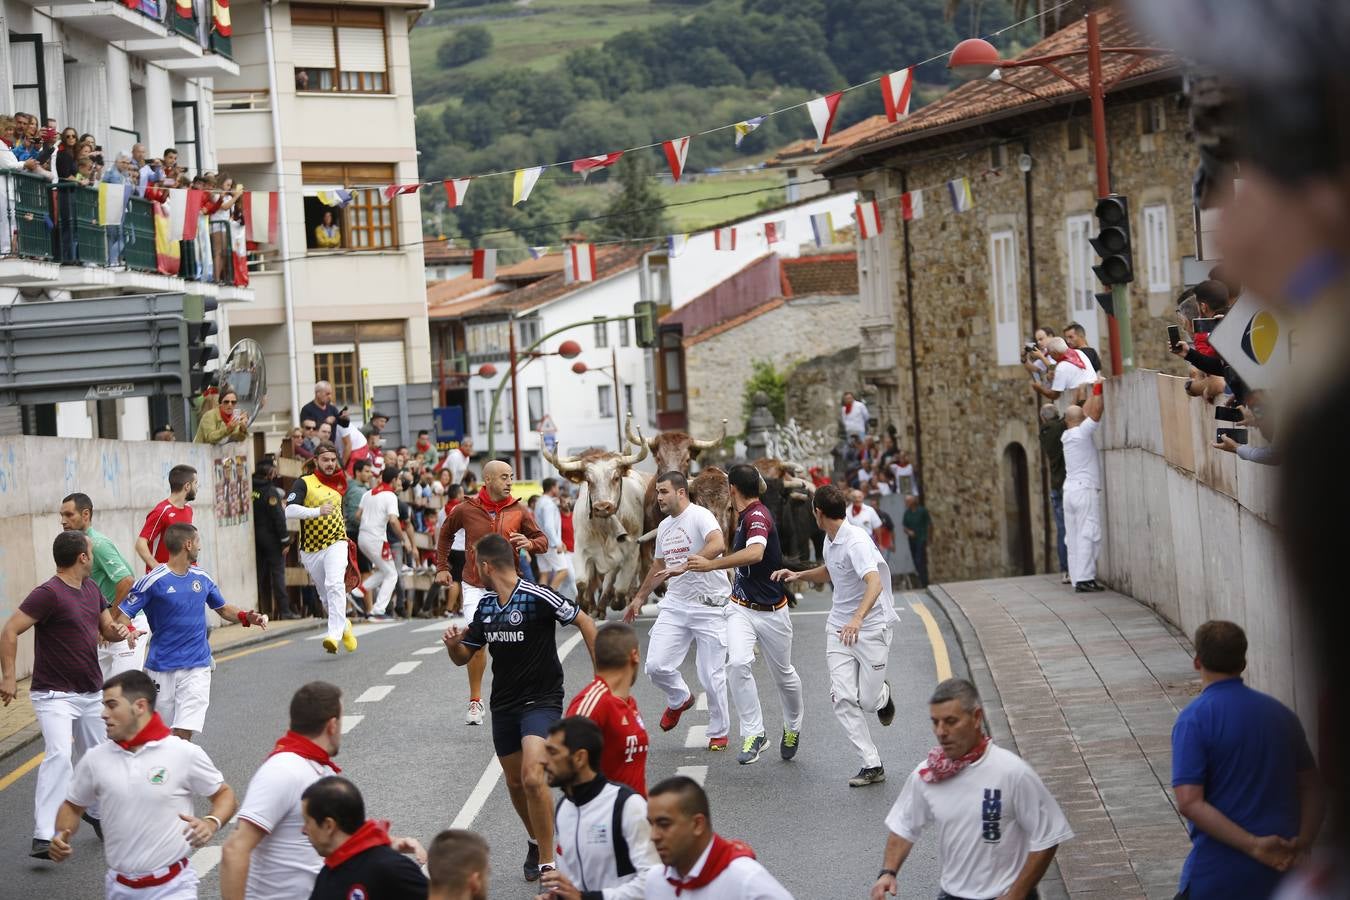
left=153, top=202, right=181, bottom=276
left=212, top=0, right=231, bottom=36
left=175, top=0, right=193, bottom=17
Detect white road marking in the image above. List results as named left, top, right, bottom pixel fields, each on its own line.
left=449, top=631, right=586, bottom=830
left=386, top=661, right=421, bottom=675
left=789, top=605, right=903, bottom=618
left=414, top=621, right=454, bottom=633
left=695, top=692, right=708, bottom=711
left=675, top=765, right=708, bottom=786
left=341, top=715, right=363, bottom=734
left=307, top=621, right=403, bottom=639
left=413, top=645, right=443, bottom=655
left=356, top=685, right=396, bottom=703
left=684, top=725, right=708, bottom=748
left=190, top=845, right=222, bottom=877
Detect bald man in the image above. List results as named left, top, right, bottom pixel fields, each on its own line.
left=1061, top=385, right=1105, bottom=593
left=435, top=459, right=548, bottom=725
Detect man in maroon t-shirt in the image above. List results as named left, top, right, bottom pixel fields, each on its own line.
left=135, top=464, right=197, bottom=572
left=0, top=531, right=133, bottom=859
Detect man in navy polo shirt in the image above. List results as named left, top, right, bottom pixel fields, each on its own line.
left=684, top=464, right=803, bottom=766
left=1171, top=620, right=1322, bottom=899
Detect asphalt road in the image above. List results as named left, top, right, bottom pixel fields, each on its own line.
left=0, top=587, right=967, bottom=899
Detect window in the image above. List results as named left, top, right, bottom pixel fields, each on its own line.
left=1143, top=204, right=1172, bottom=292
left=474, top=390, right=489, bottom=432
left=657, top=329, right=685, bottom=413
left=643, top=256, right=672, bottom=304
left=989, top=230, right=1021, bottom=366
left=527, top=386, right=543, bottom=430
left=593, top=317, right=608, bottom=349
left=1065, top=214, right=1100, bottom=349
left=465, top=319, right=510, bottom=361
left=10, top=35, right=47, bottom=122
left=597, top=384, right=613, bottom=418
left=518, top=316, right=540, bottom=349
left=314, top=351, right=358, bottom=408
left=623, top=384, right=634, bottom=419
left=302, top=162, right=398, bottom=250
left=1141, top=98, right=1166, bottom=135
left=1067, top=119, right=1085, bottom=151
left=990, top=143, right=1007, bottom=169
left=857, top=231, right=893, bottom=322
left=292, top=5, right=388, bottom=93
left=172, top=101, right=200, bottom=174
left=618, top=318, right=630, bottom=347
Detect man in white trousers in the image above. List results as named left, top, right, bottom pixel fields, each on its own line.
left=625, top=471, right=732, bottom=751
left=1, top=531, right=133, bottom=859
left=357, top=468, right=414, bottom=619
left=59, top=492, right=144, bottom=677
left=1062, top=383, right=1106, bottom=594
left=51, top=669, right=238, bottom=899
left=684, top=464, right=803, bottom=767
left=773, top=484, right=897, bottom=787
left=286, top=442, right=358, bottom=654
left=533, top=478, right=567, bottom=591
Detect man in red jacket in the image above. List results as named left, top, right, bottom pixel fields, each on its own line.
left=435, top=459, right=547, bottom=725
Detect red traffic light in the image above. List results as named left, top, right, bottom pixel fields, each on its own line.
left=570, top=361, right=588, bottom=375
left=477, top=363, right=498, bottom=378
left=558, top=340, right=582, bottom=360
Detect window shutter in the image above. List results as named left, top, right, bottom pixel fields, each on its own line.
left=990, top=230, right=1021, bottom=366
left=292, top=25, right=336, bottom=69
left=337, top=27, right=385, bottom=72
left=359, top=341, right=407, bottom=390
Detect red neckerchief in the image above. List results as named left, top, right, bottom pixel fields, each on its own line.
left=266, top=730, right=341, bottom=773
left=1056, top=350, right=1087, bottom=370
left=919, top=735, right=991, bottom=784
left=667, top=834, right=757, bottom=895
left=219, top=406, right=234, bottom=425
left=843, top=401, right=854, bottom=414
left=312, top=467, right=348, bottom=495
left=416, top=438, right=432, bottom=453
left=117, top=713, right=171, bottom=751
left=477, top=492, right=514, bottom=516
left=323, top=819, right=392, bottom=869
left=371, top=481, right=395, bottom=495
left=851, top=504, right=863, bottom=517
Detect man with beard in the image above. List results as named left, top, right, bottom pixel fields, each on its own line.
left=135, top=465, right=196, bottom=572
left=114, top=523, right=267, bottom=740
left=286, top=443, right=359, bottom=655
left=59, top=492, right=144, bottom=676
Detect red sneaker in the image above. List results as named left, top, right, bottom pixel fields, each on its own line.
left=707, top=736, right=729, bottom=751
left=659, top=694, right=696, bottom=732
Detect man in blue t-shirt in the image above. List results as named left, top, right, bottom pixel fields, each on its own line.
left=1172, top=620, right=1322, bottom=899
left=684, top=464, right=802, bottom=767
left=115, top=523, right=266, bottom=740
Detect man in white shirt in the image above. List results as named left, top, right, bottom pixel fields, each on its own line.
left=841, top=392, right=869, bottom=439
left=870, top=678, right=1072, bottom=900
left=644, top=775, right=792, bottom=899
left=440, top=438, right=473, bottom=486
left=773, top=485, right=898, bottom=787
left=357, top=469, right=413, bottom=618
left=1032, top=337, right=1098, bottom=410
left=50, top=669, right=239, bottom=899
left=845, top=490, right=883, bottom=541
left=534, top=478, right=567, bottom=590
left=1062, top=385, right=1105, bottom=593
left=625, top=472, right=731, bottom=751
left=220, top=681, right=344, bottom=900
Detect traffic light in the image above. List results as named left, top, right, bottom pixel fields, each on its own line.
left=633, top=300, right=657, bottom=349
left=1090, top=195, right=1133, bottom=288
left=184, top=296, right=219, bottom=394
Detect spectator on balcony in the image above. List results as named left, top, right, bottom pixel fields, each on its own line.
left=13, top=114, right=55, bottom=175
left=195, top=387, right=250, bottom=444
left=1032, top=337, right=1098, bottom=409
left=0, top=116, right=23, bottom=256
left=1038, top=404, right=1069, bottom=584
left=315, top=210, right=342, bottom=249
left=280, top=426, right=305, bottom=459
left=153, top=424, right=176, bottom=442
left=211, top=174, right=242, bottom=282
left=841, top=391, right=870, bottom=439
left=1064, top=323, right=1102, bottom=374
left=301, top=382, right=341, bottom=431
left=54, top=128, right=79, bottom=181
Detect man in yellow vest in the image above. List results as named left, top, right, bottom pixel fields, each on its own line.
left=285, top=442, right=358, bottom=654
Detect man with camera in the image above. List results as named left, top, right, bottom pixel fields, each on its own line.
left=1031, top=337, right=1098, bottom=409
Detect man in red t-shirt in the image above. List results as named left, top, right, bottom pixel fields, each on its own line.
left=565, top=622, right=649, bottom=795
left=135, top=464, right=197, bottom=572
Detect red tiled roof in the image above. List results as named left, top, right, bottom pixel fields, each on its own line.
left=818, top=7, right=1180, bottom=171
left=766, top=115, right=892, bottom=167
left=472, top=244, right=653, bottom=317
left=496, top=253, right=566, bottom=281
left=684, top=298, right=786, bottom=347
left=780, top=252, right=857, bottom=297
left=661, top=254, right=781, bottom=338
left=423, top=237, right=474, bottom=265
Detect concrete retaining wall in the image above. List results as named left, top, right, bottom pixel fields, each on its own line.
left=1, top=437, right=257, bottom=681
left=1098, top=370, right=1316, bottom=721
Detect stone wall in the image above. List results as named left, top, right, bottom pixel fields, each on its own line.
left=0, top=437, right=258, bottom=681
left=685, top=294, right=861, bottom=437
left=785, top=346, right=860, bottom=436
left=852, top=86, right=1199, bottom=583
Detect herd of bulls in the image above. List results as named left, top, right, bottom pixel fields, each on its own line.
left=540, top=416, right=822, bottom=617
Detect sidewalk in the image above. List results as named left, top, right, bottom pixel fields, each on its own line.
left=0, top=617, right=321, bottom=764
left=930, top=574, right=1197, bottom=900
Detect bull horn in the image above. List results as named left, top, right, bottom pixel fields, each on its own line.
left=690, top=418, right=727, bottom=451
left=637, top=528, right=658, bottom=543
left=615, top=425, right=649, bottom=467
left=624, top=413, right=651, bottom=452
left=541, top=437, right=585, bottom=474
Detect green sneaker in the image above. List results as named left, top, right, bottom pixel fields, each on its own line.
left=737, top=734, right=767, bottom=765
left=780, top=728, right=801, bottom=760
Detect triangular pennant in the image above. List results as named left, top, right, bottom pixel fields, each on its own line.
left=806, top=92, right=843, bottom=148
left=809, top=212, right=835, bottom=247
left=471, top=248, right=497, bottom=280
left=513, top=167, right=544, bottom=205
left=947, top=177, right=974, bottom=213
left=734, top=117, right=765, bottom=148
left=855, top=200, right=882, bottom=239
left=318, top=189, right=352, bottom=208
left=663, top=137, right=691, bottom=182
left=567, top=244, right=597, bottom=283
left=383, top=183, right=421, bottom=200
left=880, top=67, right=915, bottom=123
left=443, top=178, right=471, bottom=207
left=667, top=234, right=689, bottom=258
left=528, top=246, right=549, bottom=260
left=900, top=190, right=924, bottom=221
left=572, top=153, right=623, bottom=179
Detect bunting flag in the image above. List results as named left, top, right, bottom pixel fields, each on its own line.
left=212, top=0, right=231, bottom=35
left=231, top=220, right=249, bottom=287
left=764, top=220, right=787, bottom=245
left=96, top=182, right=126, bottom=226
left=667, top=233, right=689, bottom=258
left=806, top=92, right=843, bottom=148
left=713, top=227, right=736, bottom=251
left=242, top=191, right=279, bottom=244
left=880, top=67, right=915, bottom=122
left=572, top=153, right=623, bottom=178
left=528, top=246, right=549, bottom=260
left=855, top=200, right=882, bottom=239
left=512, top=167, right=543, bottom=205
left=809, top=212, right=835, bottom=247
left=164, top=189, right=205, bottom=242
left=734, top=117, right=765, bottom=148
left=174, top=0, right=192, bottom=18
left=443, top=178, right=470, bottom=208
left=900, top=190, right=924, bottom=221
left=947, top=176, right=974, bottom=213
left=153, top=202, right=181, bottom=276
left=471, top=248, right=497, bottom=280
left=318, top=189, right=353, bottom=208
left=663, top=137, right=691, bottom=182
left=383, top=183, right=421, bottom=200
left=567, top=243, right=597, bottom=283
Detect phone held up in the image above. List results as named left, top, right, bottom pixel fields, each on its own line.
left=1214, top=406, right=1244, bottom=424
left=1216, top=427, right=1249, bottom=445
left=1167, top=324, right=1181, bottom=350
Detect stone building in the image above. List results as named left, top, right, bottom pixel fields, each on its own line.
left=818, top=9, right=1196, bottom=582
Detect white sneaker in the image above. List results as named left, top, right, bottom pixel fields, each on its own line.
left=465, top=699, right=485, bottom=726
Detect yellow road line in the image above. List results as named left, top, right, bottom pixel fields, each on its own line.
left=0, top=752, right=43, bottom=792
left=215, top=639, right=292, bottom=664
left=909, top=600, right=953, bottom=682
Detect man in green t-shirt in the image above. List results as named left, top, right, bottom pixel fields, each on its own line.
left=59, top=492, right=143, bottom=677
left=901, top=494, right=933, bottom=587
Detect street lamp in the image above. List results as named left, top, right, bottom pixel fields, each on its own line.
left=948, top=13, right=1165, bottom=376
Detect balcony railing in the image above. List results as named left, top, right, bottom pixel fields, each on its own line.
left=213, top=89, right=271, bottom=113
left=211, top=31, right=232, bottom=59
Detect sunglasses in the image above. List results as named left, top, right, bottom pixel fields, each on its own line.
left=220, top=399, right=237, bottom=405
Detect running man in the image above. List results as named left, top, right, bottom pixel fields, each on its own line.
left=566, top=621, right=650, bottom=795
left=533, top=478, right=567, bottom=590
left=683, top=464, right=803, bottom=766
left=285, top=442, right=358, bottom=654
left=441, top=533, right=597, bottom=884
left=135, top=464, right=196, bottom=572
left=435, top=458, right=548, bottom=725
left=773, top=484, right=898, bottom=787
left=59, top=491, right=144, bottom=677
left=357, top=469, right=414, bottom=620
left=114, top=523, right=267, bottom=740
left=625, top=471, right=731, bottom=752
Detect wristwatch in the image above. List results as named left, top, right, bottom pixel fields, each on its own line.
left=877, top=868, right=898, bottom=880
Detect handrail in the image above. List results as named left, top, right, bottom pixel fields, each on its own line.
left=213, top=90, right=270, bottom=112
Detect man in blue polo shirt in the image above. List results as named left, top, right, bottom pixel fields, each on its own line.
left=1171, top=620, right=1322, bottom=899
left=684, top=464, right=803, bottom=766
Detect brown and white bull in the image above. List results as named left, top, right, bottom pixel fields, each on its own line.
left=542, top=437, right=650, bottom=619
left=625, top=415, right=726, bottom=580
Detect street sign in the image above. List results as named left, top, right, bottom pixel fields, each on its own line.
left=538, top=414, right=557, bottom=435
left=434, top=405, right=465, bottom=447
left=85, top=383, right=136, bottom=399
